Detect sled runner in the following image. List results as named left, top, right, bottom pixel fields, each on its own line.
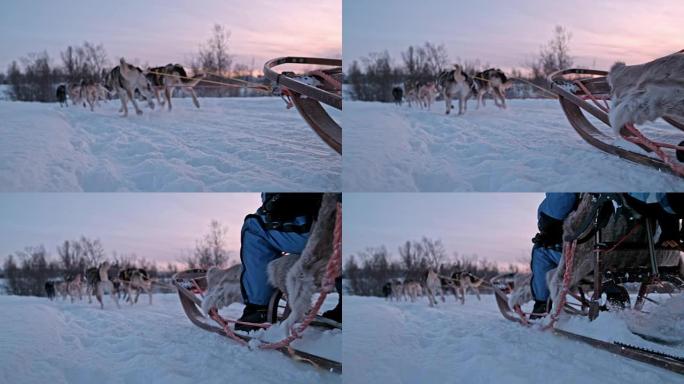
left=549, top=66, right=684, bottom=177
left=172, top=269, right=342, bottom=373
left=264, top=57, right=342, bottom=154
left=493, top=194, right=684, bottom=375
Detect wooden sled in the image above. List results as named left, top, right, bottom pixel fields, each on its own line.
left=264, top=57, right=342, bottom=154
left=549, top=68, right=684, bottom=177
left=172, top=269, right=342, bottom=373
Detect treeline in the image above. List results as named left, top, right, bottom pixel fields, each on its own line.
left=346, top=26, right=573, bottom=102
left=1, top=220, right=235, bottom=297
left=344, top=237, right=520, bottom=297
left=3, top=24, right=268, bottom=102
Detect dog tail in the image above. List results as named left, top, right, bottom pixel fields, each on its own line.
left=120, top=58, right=130, bottom=76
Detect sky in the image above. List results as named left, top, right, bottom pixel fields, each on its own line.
left=344, top=193, right=544, bottom=270
left=344, top=0, right=684, bottom=73
left=0, top=0, right=341, bottom=72
left=0, top=193, right=261, bottom=266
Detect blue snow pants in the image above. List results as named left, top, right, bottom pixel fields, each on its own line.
left=530, top=244, right=562, bottom=302
left=240, top=215, right=310, bottom=306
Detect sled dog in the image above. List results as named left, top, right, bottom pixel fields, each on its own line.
left=437, top=64, right=474, bottom=115
left=201, top=264, right=243, bottom=315
left=103, top=58, right=156, bottom=117
left=425, top=269, right=445, bottom=306
left=56, top=85, right=67, bottom=107
left=92, top=262, right=120, bottom=309
left=145, top=64, right=203, bottom=111
left=445, top=271, right=484, bottom=304
left=473, top=68, right=509, bottom=109
left=418, top=82, right=438, bottom=110
left=119, top=268, right=153, bottom=305
left=404, top=281, right=423, bottom=302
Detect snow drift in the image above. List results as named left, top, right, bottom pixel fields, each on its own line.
left=0, top=98, right=340, bottom=192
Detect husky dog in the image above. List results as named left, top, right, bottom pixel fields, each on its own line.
left=425, top=269, right=444, bottom=306
left=145, top=64, right=203, bottom=111
left=56, top=85, right=67, bottom=107
left=405, top=88, right=419, bottom=108
left=437, top=64, right=474, bottom=115
left=392, top=87, right=404, bottom=106
left=103, top=58, right=156, bottom=117
left=66, top=273, right=83, bottom=303
left=92, top=262, right=120, bottom=309
left=608, top=51, right=684, bottom=135
left=45, top=281, right=56, bottom=300
left=391, top=280, right=405, bottom=301
left=449, top=271, right=484, bottom=304
left=472, top=68, right=509, bottom=109
left=418, top=82, right=438, bottom=110
left=382, top=282, right=392, bottom=300
left=404, top=281, right=423, bottom=302
left=67, top=83, right=83, bottom=106
left=119, top=268, right=153, bottom=305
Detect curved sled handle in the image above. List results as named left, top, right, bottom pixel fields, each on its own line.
left=264, top=57, right=342, bottom=110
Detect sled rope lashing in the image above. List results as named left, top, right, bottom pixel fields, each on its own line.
left=573, top=80, right=609, bottom=112
left=542, top=240, right=577, bottom=330
left=145, top=70, right=272, bottom=93
left=621, top=124, right=684, bottom=176
left=564, top=72, right=684, bottom=177
left=258, top=202, right=342, bottom=352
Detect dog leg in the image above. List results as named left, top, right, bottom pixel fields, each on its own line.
left=444, top=91, right=451, bottom=115
left=126, top=88, right=143, bottom=115
left=188, top=88, right=200, bottom=108
left=164, top=87, right=172, bottom=111
left=118, top=91, right=129, bottom=117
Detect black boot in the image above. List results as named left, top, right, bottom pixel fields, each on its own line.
left=530, top=300, right=549, bottom=320
left=321, top=302, right=342, bottom=324
left=235, top=303, right=268, bottom=332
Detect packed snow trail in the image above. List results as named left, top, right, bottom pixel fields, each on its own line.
left=344, top=295, right=682, bottom=384
left=343, top=99, right=684, bottom=191
left=0, top=98, right=340, bottom=192
left=0, top=294, right=340, bottom=384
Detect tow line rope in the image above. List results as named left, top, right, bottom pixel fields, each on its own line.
left=145, top=70, right=271, bottom=93
left=207, top=202, right=342, bottom=352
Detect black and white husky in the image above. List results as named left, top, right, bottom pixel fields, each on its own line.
left=472, top=68, right=509, bottom=109
left=103, top=58, right=156, bottom=117
left=145, top=64, right=203, bottom=111
left=437, top=64, right=474, bottom=115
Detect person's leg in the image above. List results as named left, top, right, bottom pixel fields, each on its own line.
left=240, top=216, right=310, bottom=306
left=530, top=245, right=562, bottom=302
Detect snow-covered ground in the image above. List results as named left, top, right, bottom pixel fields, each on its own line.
left=344, top=294, right=683, bottom=384
left=0, top=293, right=340, bottom=384
left=343, top=99, right=684, bottom=191
left=0, top=98, right=340, bottom=191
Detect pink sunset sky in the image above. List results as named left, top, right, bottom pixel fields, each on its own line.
left=0, top=0, right=341, bottom=72
left=344, top=0, right=683, bottom=72
left=0, top=194, right=262, bottom=267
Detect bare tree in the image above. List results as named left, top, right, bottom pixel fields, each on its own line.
left=198, top=24, right=233, bottom=76
left=185, top=220, right=231, bottom=269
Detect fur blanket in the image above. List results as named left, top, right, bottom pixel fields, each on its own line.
left=608, top=51, right=684, bottom=134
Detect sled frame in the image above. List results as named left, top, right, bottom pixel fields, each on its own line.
left=264, top=57, right=342, bottom=154
left=549, top=68, right=684, bottom=177
left=171, top=269, right=342, bottom=373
